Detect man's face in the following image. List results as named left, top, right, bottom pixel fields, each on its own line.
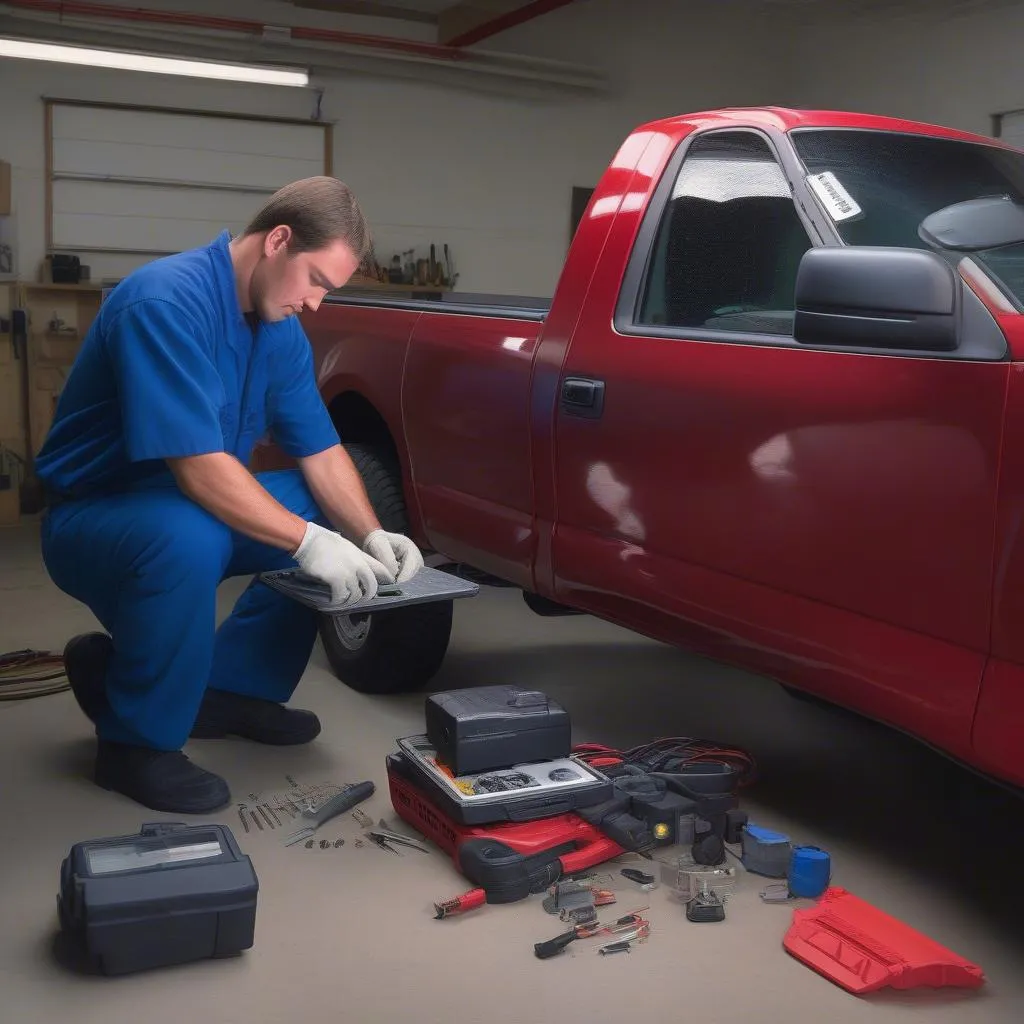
left=250, top=225, right=360, bottom=323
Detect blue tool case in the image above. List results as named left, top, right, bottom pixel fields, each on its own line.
left=57, top=821, right=258, bottom=976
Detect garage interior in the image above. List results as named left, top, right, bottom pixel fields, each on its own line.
left=2, top=0, right=1024, bottom=1020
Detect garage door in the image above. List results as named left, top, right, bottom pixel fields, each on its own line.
left=47, top=99, right=331, bottom=281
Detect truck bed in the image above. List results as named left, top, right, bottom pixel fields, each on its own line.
left=328, top=291, right=551, bottom=321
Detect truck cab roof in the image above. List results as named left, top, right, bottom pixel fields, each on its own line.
left=635, top=106, right=1013, bottom=151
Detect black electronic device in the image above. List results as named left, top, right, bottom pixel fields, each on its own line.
left=725, top=808, right=749, bottom=844
left=425, top=686, right=571, bottom=776
left=49, top=254, right=82, bottom=284
left=57, top=822, right=258, bottom=976
left=574, top=765, right=739, bottom=854
left=686, top=886, right=726, bottom=923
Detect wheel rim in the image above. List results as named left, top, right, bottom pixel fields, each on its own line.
left=328, top=612, right=372, bottom=652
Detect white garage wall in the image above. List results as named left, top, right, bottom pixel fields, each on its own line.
left=786, top=0, right=1024, bottom=138
left=0, top=0, right=793, bottom=297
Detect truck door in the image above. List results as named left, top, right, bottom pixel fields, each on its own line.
left=402, top=309, right=544, bottom=590
left=549, top=126, right=1009, bottom=755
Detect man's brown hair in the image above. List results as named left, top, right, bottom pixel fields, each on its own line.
left=243, top=176, right=371, bottom=263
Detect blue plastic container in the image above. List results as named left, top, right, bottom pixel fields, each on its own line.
left=788, top=845, right=831, bottom=898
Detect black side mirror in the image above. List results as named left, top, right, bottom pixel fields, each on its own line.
left=793, top=246, right=957, bottom=352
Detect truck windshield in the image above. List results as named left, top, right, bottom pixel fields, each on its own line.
left=790, top=128, right=1024, bottom=306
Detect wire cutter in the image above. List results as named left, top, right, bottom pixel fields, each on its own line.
left=366, top=828, right=429, bottom=856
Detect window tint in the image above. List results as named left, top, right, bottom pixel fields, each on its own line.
left=791, top=128, right=1024, bottom=307
left=637, top=132, right=811, bottom=336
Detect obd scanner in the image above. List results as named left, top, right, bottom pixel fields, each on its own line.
left=57, top=822, right=258, bottom=976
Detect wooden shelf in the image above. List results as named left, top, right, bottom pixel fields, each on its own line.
left=20, top=280, right=104, bottom=293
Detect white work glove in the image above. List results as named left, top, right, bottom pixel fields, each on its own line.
left=362, top=529, right=424, bottom=584
left=293, top=522, right=393, bottom=607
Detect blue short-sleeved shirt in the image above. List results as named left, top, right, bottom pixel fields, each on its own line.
left=36, top=231, right=340, bottom=499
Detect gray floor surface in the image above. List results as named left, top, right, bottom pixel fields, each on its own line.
left=1, top=519, right=1021, bottom=1023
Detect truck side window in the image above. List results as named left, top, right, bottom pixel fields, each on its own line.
left=637, top=132, right=811, bottom=336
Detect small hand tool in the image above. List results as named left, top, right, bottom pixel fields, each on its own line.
left=534, top=910, right=648, bottom=959
left=620, top=867, right=657, bottom=891
left=284, top=780, right=375, bottom=847
left=434, top=888, right=487, bottom=919
left=366, top=828, right=429, bottom=855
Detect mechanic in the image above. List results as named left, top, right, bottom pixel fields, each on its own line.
left=34, top=177, right=423, bottom=815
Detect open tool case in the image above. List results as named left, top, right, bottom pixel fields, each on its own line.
left=397, top=734, right=614, bottom=826
left=398, top=685, right=614, bottom=825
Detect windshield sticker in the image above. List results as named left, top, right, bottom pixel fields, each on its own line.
left=806, top=172, right=863, bottom=222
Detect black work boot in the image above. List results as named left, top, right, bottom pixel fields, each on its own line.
left=190, top=689, right=321, bottom=745
left=63, top=632, right=113, bottom=723
left=95, top=740, right=231, bottom=814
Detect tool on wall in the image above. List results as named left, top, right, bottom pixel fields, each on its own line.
left=444, top=243, right=456, bottom=288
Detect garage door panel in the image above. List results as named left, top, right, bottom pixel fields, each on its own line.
left=53, top=210, right=239, bottom=254
left=48, top=101, right=330, bottom=266
left=52, top=179, right=259, bottom=222
left=53, top=136, right=320, bottom=191
left=53, top=106, right=324, bottom=165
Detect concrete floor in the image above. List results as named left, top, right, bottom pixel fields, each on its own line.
left=1, top=518, right=1022, bottom=1023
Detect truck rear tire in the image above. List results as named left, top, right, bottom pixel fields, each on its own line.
left=317, top=443, right=454, bottom=695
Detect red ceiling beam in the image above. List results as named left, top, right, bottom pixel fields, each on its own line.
left=3, top=0, right=468, bottom=61
left=442, top=0, right=577, bottom=48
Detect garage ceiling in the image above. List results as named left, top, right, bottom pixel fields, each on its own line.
left=0, top=0, right=602, bottom=96
left=287, top=0, right=576, bottom=46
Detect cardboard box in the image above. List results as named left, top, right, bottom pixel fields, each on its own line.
left=0, top=486, right=19, bottom=527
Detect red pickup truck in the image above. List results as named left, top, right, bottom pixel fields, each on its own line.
left=261, top=106, right=1024, bottom=791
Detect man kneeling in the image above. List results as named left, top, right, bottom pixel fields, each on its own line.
left=36, top=177, right=422, bottom=814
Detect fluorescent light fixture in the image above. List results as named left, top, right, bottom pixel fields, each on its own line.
left=0, top=37, right=308, bottom=87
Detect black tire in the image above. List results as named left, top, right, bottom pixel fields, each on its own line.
left=317, top=443, right=453, bottom=695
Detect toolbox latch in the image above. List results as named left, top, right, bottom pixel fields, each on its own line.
left=139, top=822, right=187, bottom=837
left=508, top=691, right=548, bottom=708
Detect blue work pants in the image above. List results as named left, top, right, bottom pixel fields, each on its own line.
left=41, top=469, right=323, bottom=750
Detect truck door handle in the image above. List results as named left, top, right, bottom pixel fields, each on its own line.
left=560, top=377, right=605, bottom=419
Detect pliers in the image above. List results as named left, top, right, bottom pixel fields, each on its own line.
left=366, top=828, right=429, bottom=856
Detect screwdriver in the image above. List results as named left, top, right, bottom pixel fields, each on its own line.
left=283, top=781, right=375, bottom=846
left=434, top=888, right=487, bottom=919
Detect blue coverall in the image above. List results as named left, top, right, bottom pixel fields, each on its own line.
left=36, top=231, right=341, bottom=751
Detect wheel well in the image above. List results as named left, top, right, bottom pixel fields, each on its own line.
left=328, top=392, right=397, bottom=458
